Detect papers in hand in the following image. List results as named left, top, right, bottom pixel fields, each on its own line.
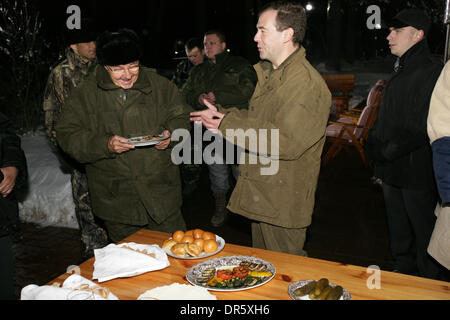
left=92, top=242, right=170, bottom=283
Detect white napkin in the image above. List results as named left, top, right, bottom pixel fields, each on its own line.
left=20, top=274, right=119, bottom=300
left=137, top=283, right=217, bottom=300
left=93, top=242, right=170, bottom=283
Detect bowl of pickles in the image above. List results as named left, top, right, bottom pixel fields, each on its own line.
left=288, top=278, right=352, bottom=300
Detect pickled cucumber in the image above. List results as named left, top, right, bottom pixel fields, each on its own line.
left=315, top=285, right=333, bottom=300
left=326, top=285, right=344, bottom=300
left=294, top=281, right=317, bottom=297
left=313, top=278, right=329, bottom=296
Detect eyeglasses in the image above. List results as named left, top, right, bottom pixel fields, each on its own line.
left=107, top=63, right=140, bottom=76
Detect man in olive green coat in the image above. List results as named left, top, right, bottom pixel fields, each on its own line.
left=182, top=30, right=257, bottom=227
left=56, top=29, right=191, bottom=242
left=191, top=2, right=331, bottom=256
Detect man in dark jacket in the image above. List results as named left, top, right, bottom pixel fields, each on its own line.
left=56, top=29, right=191, bottom=242
left=366, top=9, right=443, bottom=279
left=172, top=37, right=205, bottom=197
left=0, top=112, right=28, bottom=299
left=182, top=30, right=257, bottom=227
left=171, top=37, right=205, bottom=89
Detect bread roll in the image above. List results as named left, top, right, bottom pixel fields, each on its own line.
left=186, top=243, right=201, bottom=257
left=162, top=239, right=178, bottom=251
left=171, top=243, right=187, bottom=256
left=203, top=239, right=218, bottom=253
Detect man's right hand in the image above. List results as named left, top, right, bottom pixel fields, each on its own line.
left=108, top=135, right=135, bottom=154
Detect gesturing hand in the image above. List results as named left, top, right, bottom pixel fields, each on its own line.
left=203, top=98, right=218, bottom=112
left=190, top=98, right=224, bottom=132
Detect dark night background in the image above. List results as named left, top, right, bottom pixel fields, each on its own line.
left=35, top=0, right=448, bottom=71
left=1, top=0, right=448, bottom=132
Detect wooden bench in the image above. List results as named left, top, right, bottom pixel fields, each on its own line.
left=322, top=74, right=355, bottom=114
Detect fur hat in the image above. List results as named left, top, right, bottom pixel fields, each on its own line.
left=96, top=28, right=143, bottom=66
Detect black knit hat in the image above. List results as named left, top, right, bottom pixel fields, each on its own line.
left=96, top=28, right=143, bottom=66
left=390, top=8, right=431, bottom=36
left=65, top=18, right=98, bottom=45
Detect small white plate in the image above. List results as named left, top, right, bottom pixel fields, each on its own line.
left=164, top=235, right=225, bottom=260
left=137, top=283, right=217, bottom=300
left=288, top=280, right=352, bottom=300
left=128, top=133, right=170, bottom=147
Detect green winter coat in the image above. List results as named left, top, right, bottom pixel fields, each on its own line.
left=181, top=51, right=257, bottom=110
left=56, top=65, right=192, bottom=226
left=218, top=47, right=331, bottom=228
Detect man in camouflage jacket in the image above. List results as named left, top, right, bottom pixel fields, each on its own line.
left=43, top=27, right=108, bottom=257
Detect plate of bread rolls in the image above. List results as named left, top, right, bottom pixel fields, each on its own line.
left=162, top=229, right=225, bottom=260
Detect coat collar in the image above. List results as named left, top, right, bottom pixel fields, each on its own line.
left=205, top=51, right=230, bottom=66
left=395, top=40, right=430, bottom=73
left=95, top=65, right=152, bottom=94
left=255, top=46, right=305, bottom=82
left=65, top=47, right=96, bottom=75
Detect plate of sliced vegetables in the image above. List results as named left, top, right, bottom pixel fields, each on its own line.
left=186, top=256, right=276, bottom=292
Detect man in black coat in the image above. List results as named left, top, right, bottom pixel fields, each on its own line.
left=366, top=9, right=443, bottom=279
left=0, top=112, right=28, bottom=299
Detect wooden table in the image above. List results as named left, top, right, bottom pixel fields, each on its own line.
left=48, top=229, right=450, bottom=300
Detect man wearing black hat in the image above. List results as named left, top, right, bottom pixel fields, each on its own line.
left=43, top=20, right=109, bottom=258
left=366, top=8, right=444, bottom=279
left=55, top=29, right=191, bottom=242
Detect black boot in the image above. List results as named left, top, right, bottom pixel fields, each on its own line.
left=211, top=192, right=228, bottom=227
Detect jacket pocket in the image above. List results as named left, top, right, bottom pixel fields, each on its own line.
left=238, top=177, right=282, bottom=219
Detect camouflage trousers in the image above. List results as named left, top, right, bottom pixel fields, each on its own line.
left=71, top=169, right=109, bottom=256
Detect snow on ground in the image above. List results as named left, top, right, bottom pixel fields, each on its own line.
left=19, top=128, right=77, bottom=229
left=17, top=61, right=392, bottom=229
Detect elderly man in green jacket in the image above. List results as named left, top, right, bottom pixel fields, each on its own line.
left=191, top=1, right=331, bottom=256
left=56, top=29, right=191, bottom=242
